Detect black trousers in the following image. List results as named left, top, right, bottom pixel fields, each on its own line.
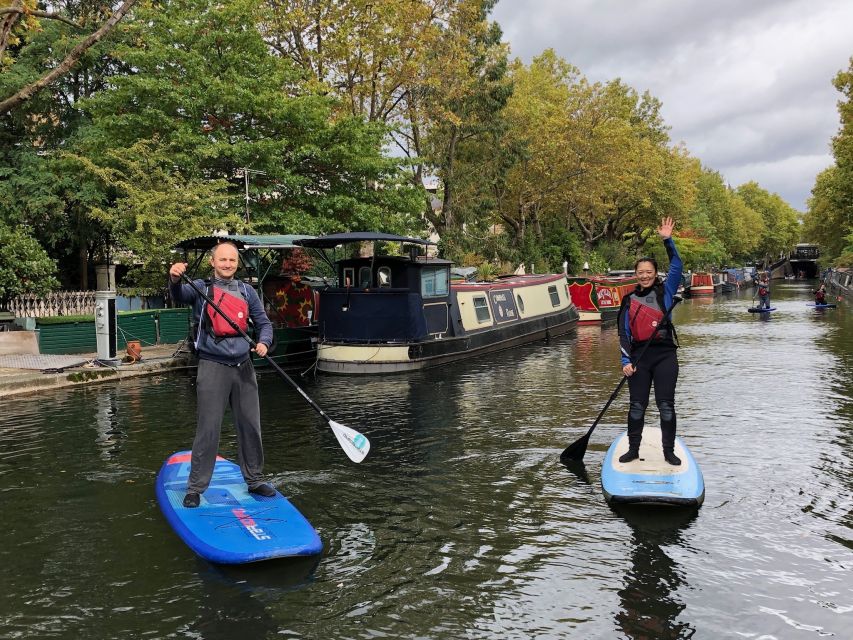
left=626, top=343, right=679, bottom=451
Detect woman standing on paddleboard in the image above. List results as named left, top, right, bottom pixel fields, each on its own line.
left=617, top=217, right=683, bottom=466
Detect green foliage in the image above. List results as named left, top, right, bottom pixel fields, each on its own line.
left=64, top=138, right=237, bottom=287
left=736, top=182, right=800, bottom=264
left=803, top=59, right=853, bottom=266
left=0, top=223, right=60, bottom=308
left=68, top=0, right=422, bottom=277
left=687, top=165, right=762, bottom=266
left=475, top=262, right=496, bottom=281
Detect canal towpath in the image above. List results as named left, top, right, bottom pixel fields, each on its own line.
left=0, top=342, right=193, bottom=398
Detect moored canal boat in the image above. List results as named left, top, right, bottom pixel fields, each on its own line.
left=683, top=272, right=715, bottom=297
left=296, top=232, right=580, bottom=374
left=566, top=276, right=637, bottom=324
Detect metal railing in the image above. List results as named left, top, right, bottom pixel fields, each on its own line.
left=8, top=292, right=97, bottom=318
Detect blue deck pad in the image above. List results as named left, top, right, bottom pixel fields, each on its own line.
left=156, top=451, right=322, bottom=564
left=601, top=427, right=704, bottom=507
left=807, top=303, right=836, bottom=308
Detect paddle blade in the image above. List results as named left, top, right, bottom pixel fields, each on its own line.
left=560, top=433, right=590, bottom=462
left=329, top=420, right=370, bottom=463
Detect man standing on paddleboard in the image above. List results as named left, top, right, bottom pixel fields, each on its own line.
left=617, top=217, right=683, bottom=466
left=169, top=242, right=275, bottom=508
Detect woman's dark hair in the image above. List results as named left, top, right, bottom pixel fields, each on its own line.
left=634, top=256, right=658, bottom=273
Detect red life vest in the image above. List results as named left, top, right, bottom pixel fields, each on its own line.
left=815, top=290, right=826, bottom=304
left=628, top=293, right=665, bottom=342
left=205, top=285, right=249, bottom=337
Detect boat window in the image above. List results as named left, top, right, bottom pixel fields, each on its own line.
left=421, top=266, right=449, bottom=298
left=516, top=294, right=525, bottom=313
left=548, top=284, right=560, bottom=307
left=377, top=267, right=392, bottom=288
left=473, top=296, right=491, bottom=323
left=358, top=266, right=372, bottom=288
left=343, top=267, right=354, bottom=287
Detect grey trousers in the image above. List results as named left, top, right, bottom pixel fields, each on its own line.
left=187, top=358, right=265, bottom=493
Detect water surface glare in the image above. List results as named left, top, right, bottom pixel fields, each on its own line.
left=1, top=282, right=851, bottom=639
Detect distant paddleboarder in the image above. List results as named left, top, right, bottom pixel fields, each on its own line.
left=814, top=283, right=827, bottom=305
left=756, top=272, right=771, bottom=310
left=617, top=217, right=683, bottom=466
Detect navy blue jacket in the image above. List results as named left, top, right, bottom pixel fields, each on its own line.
left=170, top=277, right=273, bottom=365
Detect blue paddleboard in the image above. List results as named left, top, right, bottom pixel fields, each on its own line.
left=155, top=451, right=323, bottom=564
left=601, top=427, right=704, bottom=507
left=807, top=303, right=836, bottom=308
left=747, top=307, right=776, bottom=313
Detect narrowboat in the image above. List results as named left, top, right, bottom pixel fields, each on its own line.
left=683, top=272, right=715, bottom=297
left=295, top=232, right=580, bottom=374
left=566, top=276, right=637, bottom=324
left=172, top=234, right=321, bottom=370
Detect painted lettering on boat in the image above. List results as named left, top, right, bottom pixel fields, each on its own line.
left=232, top=508, right=272, bottom=541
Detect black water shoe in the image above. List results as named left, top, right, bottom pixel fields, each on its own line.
left=663, top=450, right=682, bottom=466
left=619, top=450, right=640, bottom=463
left=248, top=483, right=276, bottom=497
left=183, top=492, right=200, bottom=508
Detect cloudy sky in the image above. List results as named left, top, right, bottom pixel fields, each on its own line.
left=491, top=0, right=853, bottom=212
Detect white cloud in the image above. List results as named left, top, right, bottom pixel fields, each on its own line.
left=491, top=0, right=852, bottom=211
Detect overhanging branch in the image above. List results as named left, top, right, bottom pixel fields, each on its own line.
left=0, top=0, right=138, bottom=115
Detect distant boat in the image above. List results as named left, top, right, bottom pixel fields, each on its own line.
left=684, top=272, right=715, bottom=297
left=296, top=233, right=580, bottom=374
left=567, top=275, right=637, bottom=324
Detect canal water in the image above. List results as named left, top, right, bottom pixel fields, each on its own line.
left=1, top=281, right=851, bottom=639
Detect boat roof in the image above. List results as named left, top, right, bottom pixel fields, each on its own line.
left=174, top=234, right=314, bottom=251
left=295, top=232, right=436, bottom=249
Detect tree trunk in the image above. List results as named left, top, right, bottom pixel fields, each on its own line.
left=531, top=204, right=543, bottom=242
left=441, top=127, right=459, bottom=230
left=78, top=245, right=89, bottom=290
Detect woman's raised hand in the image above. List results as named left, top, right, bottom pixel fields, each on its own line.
left=657, top=217, right=675, bottom=240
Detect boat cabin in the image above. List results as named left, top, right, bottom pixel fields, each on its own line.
left=297, top=233, right=450, bottom=342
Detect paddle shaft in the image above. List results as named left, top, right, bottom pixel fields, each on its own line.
left=179, top=273, right=332, bottom=423
left=561, top=294, right=681, bottom=461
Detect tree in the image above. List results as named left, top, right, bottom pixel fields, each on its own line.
left=688, top=165, right=762, bottom=265
left=492, top=51, right=695, bottom=266
left=736, top=182, right=800, bottom=265
left=0, top=0, right=138, bottom=114
left=0, top=223, right=60, bottom=309
left=804, top=166, right=852, bottom=264
left=64, top=139, right=236, bottom=287
left=69, top=0, right=423, bottom=284
left=803, top=57, right=853, bottom=266
left=262, top=0, right=511, bottom=235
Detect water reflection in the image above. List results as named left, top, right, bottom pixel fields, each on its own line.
left=94, top=390, right=124, bottom=460
left=615, top=507, right=698, bottom=640
left=2, top=283, right=852, bottom=638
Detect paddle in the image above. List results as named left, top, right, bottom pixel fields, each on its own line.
left=179, top=273, right=370, bottom=463
left=560, top=294, right=682, bottom=462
